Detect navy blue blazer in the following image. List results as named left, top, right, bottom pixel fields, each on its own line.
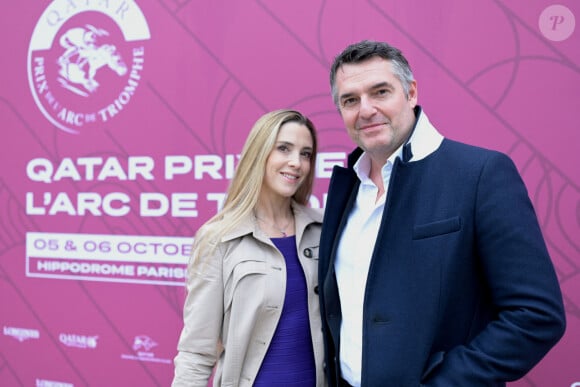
left=319, top=139, right=566, bottom=386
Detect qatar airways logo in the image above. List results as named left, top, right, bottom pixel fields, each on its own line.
left=27, top=0, right=150, bottom=134
left=59, top=333, right=99, bottom=349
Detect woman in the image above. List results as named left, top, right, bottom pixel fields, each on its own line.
left=172, top=109, right=325, bottom=386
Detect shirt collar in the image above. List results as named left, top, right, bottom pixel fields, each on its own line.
left=220, top=201, right=322, bottom=242
left=404, top=106, right=444, bottom=162
left=353, top=145, right=402, bottom=185
left=351, top=106, right=445, bottom=176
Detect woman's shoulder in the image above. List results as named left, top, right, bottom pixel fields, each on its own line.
left=293, top=203, right=324, bottom=224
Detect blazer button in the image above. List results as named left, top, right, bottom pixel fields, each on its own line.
left=304, top=248, right=312, bottom=258
left=314, top=285, right=319, bottom=294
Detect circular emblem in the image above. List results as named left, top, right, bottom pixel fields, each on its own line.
left=539, top=4, right=575, bottom=42
left=27, top=0, right=151, bottom=134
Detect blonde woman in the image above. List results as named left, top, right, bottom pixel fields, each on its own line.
left=172, top=109, right=325, bottom=386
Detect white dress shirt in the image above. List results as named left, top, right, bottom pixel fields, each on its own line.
left=334, top=148, right=400, bottom=387
left=334, top=111, right=444, bottom=386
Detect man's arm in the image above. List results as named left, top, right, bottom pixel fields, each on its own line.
left=424, top=152, right=566, bottom=386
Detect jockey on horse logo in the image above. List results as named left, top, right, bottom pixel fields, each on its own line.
left=28, top=0, right=150, bottom=134
left=57, top=24, right=128, bottom=97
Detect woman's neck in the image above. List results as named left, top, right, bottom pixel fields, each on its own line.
left=254, top=200, right=294, bottom=237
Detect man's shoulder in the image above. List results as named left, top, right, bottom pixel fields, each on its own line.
left=432, top=139, right=519, bottom=181
left=442, top=138, right=496, bottom=154
left=439, top=138, right=506, bottom=162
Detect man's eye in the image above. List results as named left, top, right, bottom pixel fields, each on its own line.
left=375, top=88, right=391, bottom=97
left=342, top=98, right=357, bottom=107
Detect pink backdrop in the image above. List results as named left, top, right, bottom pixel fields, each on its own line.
left=1, top=1, right=578, bottom=386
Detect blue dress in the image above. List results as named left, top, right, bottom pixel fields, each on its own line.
left=253, top=235, right=316, bottom=386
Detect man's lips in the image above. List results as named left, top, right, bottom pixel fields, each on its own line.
left=358, top=122, right=386, bottom=130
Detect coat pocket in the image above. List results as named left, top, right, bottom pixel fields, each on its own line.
left=232, top=260, right=267, bottom=285
left=412, top=216, right=461, bottom=240
left=224, top=259, right=268, bottom=313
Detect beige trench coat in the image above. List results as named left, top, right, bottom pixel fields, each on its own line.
left=172, top=203, right=326, bottom=387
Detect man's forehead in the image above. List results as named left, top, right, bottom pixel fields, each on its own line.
left=336, top=60, right=397, bottom=90
left=339, top=56, right=391, bottom=70
left=337, top=58, right=392, bottom=79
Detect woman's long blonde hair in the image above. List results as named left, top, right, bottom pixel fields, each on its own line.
left=190, top=109, right=318, bottom=266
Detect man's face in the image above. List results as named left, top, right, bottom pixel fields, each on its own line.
left=335, top=56, right=417, bottom=162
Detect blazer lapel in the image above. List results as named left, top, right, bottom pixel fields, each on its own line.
left=322, top=165, right=360, bottom=336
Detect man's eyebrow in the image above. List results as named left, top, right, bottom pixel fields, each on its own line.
left=370, top=81, right=394, bottom=90
left=338, top=92, right=355, bottom=101
left=339, top=81, right=395, bottom=100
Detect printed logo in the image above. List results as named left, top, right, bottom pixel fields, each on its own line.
left=539, top=4, right=575, bottom=42
left=59, top=333, right=99, bottom=349
left=121, top=334, right=171, bottom=364
left=36, top=379, right=74, bottom=387
left=3, top=326, right=40, bottom=342
left=28, top=0, right=151, bottom=134
left=132, top=334, right=158, bottom=351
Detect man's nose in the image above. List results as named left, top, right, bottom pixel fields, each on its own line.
left=359, top=95, right=376, bottom=117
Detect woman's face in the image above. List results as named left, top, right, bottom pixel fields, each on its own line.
left=261, top=121, right=314, bottom=202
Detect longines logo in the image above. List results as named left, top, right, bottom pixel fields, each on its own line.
left=36, top=379, right=73, bottom=387
left=27, top=0, right=151, bottom=134
left=3, top=325, right=40, bottom=342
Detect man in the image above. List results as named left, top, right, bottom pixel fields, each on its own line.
left=318, top=40, right=566, bottom=386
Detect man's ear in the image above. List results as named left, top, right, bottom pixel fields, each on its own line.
left=408, top=80, right=418, bottom=105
